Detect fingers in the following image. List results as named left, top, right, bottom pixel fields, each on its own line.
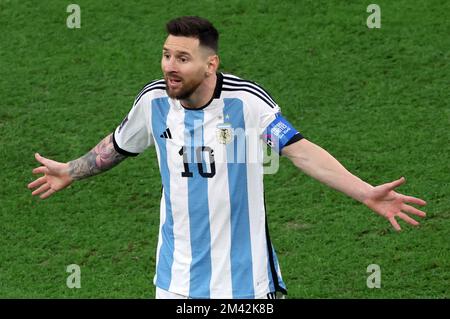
left=28, top=176, right=46, bottom=189
left=402, top=195, right=427, bottom=206
left=389, top=217, right=401, bottom=232
left=386, top=177, right=406, bottom=191
left=35, top=153, right=50, bottom=166
left=387, top=208, right=424, bottom=232
left=32, top=166, right=49, bottom=175
left=30, top=153, right=61, bottom=200
left=402, top=204, right=426, bottom=218
left=33, top=153, right=52, bottom=175
left=40, top=188, right=56, bottom=199
left=31, top=183, right=50, bottom=196
left=398, top=212, right=419, bottom=226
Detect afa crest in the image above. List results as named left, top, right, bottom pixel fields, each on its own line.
left=216, top=123, right=233, bottom=144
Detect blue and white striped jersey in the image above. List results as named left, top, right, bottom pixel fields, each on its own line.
left=113, top=73, right=302, bottom=298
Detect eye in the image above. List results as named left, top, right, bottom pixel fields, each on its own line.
left=163, top=53, right=170, bottom=59
left=179, top=57, right=188, bottom=63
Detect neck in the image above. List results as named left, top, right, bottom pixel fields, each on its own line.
left=180, top=73, right=217, bottom=109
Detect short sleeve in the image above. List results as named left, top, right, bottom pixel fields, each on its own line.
left=259, top=103, right=281, bottom=136
left=113, top=94, right=153, bottom=156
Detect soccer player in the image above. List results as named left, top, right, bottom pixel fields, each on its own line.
left=28, top=16, right=427, bottom=299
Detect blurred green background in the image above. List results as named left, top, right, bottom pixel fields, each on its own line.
left=0, top=0, right=448, bottom=298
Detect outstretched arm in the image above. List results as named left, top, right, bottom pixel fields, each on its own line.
left=67, top=133, right=126, bottom=180
left=28, top=133, right=126, bottom=199
left=282, top=138, right=427, bottom=231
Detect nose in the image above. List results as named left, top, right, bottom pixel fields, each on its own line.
left=162, top=56, right=177, bottom=74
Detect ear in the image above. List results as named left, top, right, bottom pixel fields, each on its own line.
left=206, top=55, right=219, bottom=76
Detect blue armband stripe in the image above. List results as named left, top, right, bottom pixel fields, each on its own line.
left=264, top=114, right=300, bottom=153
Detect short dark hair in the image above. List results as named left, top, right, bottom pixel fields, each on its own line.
left=166, top=16, right=219, bottom=53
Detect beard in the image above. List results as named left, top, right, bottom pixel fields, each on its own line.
left=164, top=75, right=204, bottom=100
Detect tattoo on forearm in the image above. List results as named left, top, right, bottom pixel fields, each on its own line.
left=68, top=134, right=126, bottom=180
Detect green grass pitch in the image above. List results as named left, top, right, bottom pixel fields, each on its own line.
left=0, top=0, right=448, bottom=298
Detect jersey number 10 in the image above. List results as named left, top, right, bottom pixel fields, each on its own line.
left=178, top=146, right=216, bottom=178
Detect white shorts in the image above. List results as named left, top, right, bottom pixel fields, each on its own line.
left=155, top=287, right=285, bottom=299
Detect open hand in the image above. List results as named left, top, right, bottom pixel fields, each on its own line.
left=364, top=177, right=427, bottom=231
left=27, top=153, right=73, bottom=199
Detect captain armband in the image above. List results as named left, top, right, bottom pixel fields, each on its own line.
left=263, top=113, right=303, bottom=154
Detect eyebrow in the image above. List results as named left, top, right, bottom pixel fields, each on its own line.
left=163, top=47, right=192, bottom=57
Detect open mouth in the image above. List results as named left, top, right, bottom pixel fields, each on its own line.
left=167, top=77, right=182, bottom=88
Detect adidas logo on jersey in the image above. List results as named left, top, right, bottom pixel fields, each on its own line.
left=160, top=128, right=172, bottom=139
